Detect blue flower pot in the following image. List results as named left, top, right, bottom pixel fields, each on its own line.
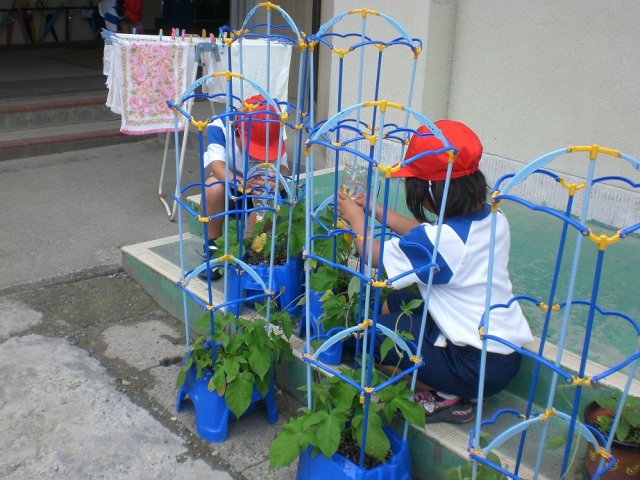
left=299, top=291, right=346, bottom=365
left=175, top=364, right=278, bottom=443
left=295, top=427, right=412, bottom=480
left=227, top=256, right=303, bottom=317
left=298, top=289, right=325, bottom=337
left=307, top=333, right=344, bottom=366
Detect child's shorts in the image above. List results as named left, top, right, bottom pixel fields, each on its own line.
left=376, top=289, right=521, bottom=399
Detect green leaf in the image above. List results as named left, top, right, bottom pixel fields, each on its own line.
left=225, top=374, right=254, bottom=418
left=356, top=414, right=389, bottom=461
left=400, top=298, right=423, bottom=313
left=399, top=330, right=415, bottom=341
left=392, top=396, right=426, bottom=427
left=212, top=367, right=226, bottom=395
left=315, top=412, right=343, bottom=458
left=194, top=314, right=212, bottom=333
left=379, top=337, right=395, bottom=363
left=175, top=365, right=188, bottom=389
left=223, top=357, right=240, bottom=381
left=269, top=432, right=302, bottom=468
left=320, top=291, right=350, bottom=330
left=597, top=395, right=619, bottom=411
left=301, top=411, right=326, bottom=431
left=618, top=418, right=631, bottom=442
left=254, top=372, right=270, bottom=397
left=347, top=275, right=360, bottom=299
left=545, top=432, right=568, bottom=450
left=310, top=267, right=338, bottom=292
left=332, top=381, right=358, bottom=410
left=248, top=346, right=272, bottom=380
left=442, top=465, right=467, bottom=480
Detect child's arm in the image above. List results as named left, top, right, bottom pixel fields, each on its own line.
left=352, top=192, right=420, bottom=235
left=209, top=160, right=238, bottom=183
left=376, top=207, right=420, bottom=235
left=337, top=191, right=381, bottom=267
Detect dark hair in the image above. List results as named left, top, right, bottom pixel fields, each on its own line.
left=115, top=0, right=125, bottom=17
left=405, top=170, right=488, bottom=222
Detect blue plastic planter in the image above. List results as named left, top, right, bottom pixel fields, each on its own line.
left=299, top=291, right=345, bottom=365
left=227, top=256, right=303, bottom=317
left=175, top=364, right=278, bottom=442
left=298, top=289, right=325, bottom=337
left=295, top=427, right=412, bottom=480
left=312, top=333, right=344, bottom=365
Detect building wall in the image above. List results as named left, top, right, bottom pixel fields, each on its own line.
left=315, top=1, right=640, bottom=177
left=316, top=0, right=433, bottom=126
left=448, top=0, right=640, bottom=179
left=311, top=0, right=640, bottom=223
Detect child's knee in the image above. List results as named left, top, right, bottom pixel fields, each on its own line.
left=204, top=181, right=225, bottom=203
left=381, top=301, right=390, bottom=315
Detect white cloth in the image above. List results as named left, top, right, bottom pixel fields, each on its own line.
left=382, top=206, right=534, bottom=355
left=104, top=43, right=122, bottom=115
left=203, top=38, right=292, bottom=104
left=102, top=35, right=195, bottom=134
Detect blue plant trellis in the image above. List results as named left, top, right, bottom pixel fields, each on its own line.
left=167, top=1, right=310, bottom=443
left=302, top=99, right=458, bottom=477
left=470, top=145, right=640, bottom=479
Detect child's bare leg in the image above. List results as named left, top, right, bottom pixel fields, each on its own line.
left=203, top=178, right=225, bottom=240
left=246, top=211, right=257, bottom=238
left=381, top=301, right=391, bottom=315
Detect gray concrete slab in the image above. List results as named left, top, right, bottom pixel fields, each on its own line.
left=0, top=138, right=202, bottom=295
left=0, top=334, right=233, bottom=480
left=0, top=273, right=300, bottom=480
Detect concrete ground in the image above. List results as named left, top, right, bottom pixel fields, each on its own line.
left=0, top=44, right=298, bottom=479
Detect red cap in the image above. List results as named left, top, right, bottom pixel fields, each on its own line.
left=391, top=120, right=483, bottom=181
left=236, top=94, right=286, bottom=161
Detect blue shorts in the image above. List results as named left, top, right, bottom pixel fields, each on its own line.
left=376, top=290, right=521, bottom=399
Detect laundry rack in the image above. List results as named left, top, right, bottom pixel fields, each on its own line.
left=101, top=28, right=223, bottom=220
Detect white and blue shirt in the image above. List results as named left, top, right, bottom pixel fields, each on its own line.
left=382, top=205, right=533, bottom=354
left=98, top=0, right=119, bottom=31
left=203, top=118, right=288, bottom=175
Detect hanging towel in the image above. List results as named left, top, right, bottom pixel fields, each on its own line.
left=104, top=43, right=123, bottom=115
left=118, top=40, right=194, bottom=134
left=203, top=38, right=292, bottom=104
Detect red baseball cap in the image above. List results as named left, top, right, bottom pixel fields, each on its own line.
left=391, top=120, right=483, bottom=181
left=236, top=94, right=286, bottom=161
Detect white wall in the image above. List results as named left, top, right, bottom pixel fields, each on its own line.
left=448, top=0, right=640, bottom=180
left=312, top=0, right=640, bottom=223
left=316, top=0, right=432, bottom=126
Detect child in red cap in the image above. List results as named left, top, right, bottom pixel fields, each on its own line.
left=337, top=120, right=533, bottom=424
left=199, top=94, right=288, bottom=280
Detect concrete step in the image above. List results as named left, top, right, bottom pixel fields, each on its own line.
left=0, top=69, right=161, bottom=160
left=0, top=74, right=108, bottom=102
left=0, top=95, right=118, bottom=133
left=0, top=119, right=155, bottom=160
left=121, top=232, right=618, bottom=479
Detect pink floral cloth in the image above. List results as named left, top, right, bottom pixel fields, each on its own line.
left=119, top=40, right=193, bottom=135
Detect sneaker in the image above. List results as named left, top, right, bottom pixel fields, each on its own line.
left=198, top=266, right=222, bottom=281
left=197, top=243, right=223, bottom=281
left=413, top=390, right=476, bottom=424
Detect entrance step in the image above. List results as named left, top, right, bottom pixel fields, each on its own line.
left=0, top=95, right=117, bottom=132
left=0, top=93, right=154, bottom=160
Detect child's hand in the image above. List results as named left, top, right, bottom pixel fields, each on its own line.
left=349, top=191, right=381, bottom=218
left=353, top=191, right=378, bottom=212
left=337, top=190, right=364, bottom=223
